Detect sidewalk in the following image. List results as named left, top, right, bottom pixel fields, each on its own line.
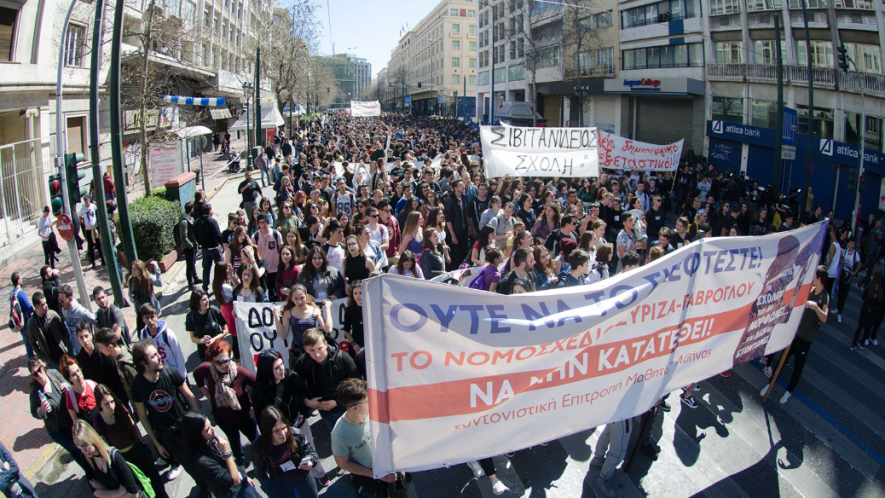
left=0, top=146, right=249, bottom=479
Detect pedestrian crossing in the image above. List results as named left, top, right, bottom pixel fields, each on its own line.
left=315, top=279, right=885, bottom=498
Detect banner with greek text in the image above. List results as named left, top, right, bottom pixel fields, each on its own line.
left=597, top=131, right=683, bottom=172
left=351, top=101, right=382, bottom=117
left=480, top=125, right=598, bottom=178
left=363, top=222, right=829, bottom=476
left=234, top=299, right=350, bottom=374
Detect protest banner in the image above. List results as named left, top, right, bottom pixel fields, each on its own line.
left=234, top=298, right=350, bottom=374
left=480, top=125, right=598, bottom=179
left=351, top=100, right=382, bottom=117
left=363, top=222, right=829, bottom=476
left=597, top=131, right=683, bottom=172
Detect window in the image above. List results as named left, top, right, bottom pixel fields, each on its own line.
left=753, top=40, right=777, bottom=64
left=452, top=57, right=460, bottom=67
left=746, top=0, right=782, bottom=10
left=470, top=57, right=477, bottom=67
left=797, top=40, right=833, bottom=67
left=621, top=4, right=656, bottom=29
left=714, top=41, right=742, bottom=63
left=470, top=41, right=477, bottom=50
left=452, top=40, right=460, bottom=50
left=797, top=104, right=834, bottom=139
left=64, top=24, right=85, bottom=67
left=452, top=23, right=461, bottom=33
left=844, top=113, right=883, bottom=151
left=712, top=97, right=744, bottom=124
left=469, top=75, right=477, bottom=85
left=531, top=0, right=561, bottom=16
left=452, top=75, right=460, bottom=84
left=202, top=43, right=208, bottom=65
left=622, top=43, right=703, bottom=69
left=579, top=47, right=614, bottom=74
left=470, top=24, right=476, bottom=34
left=535, top=46, right=560, bottom=68
left=835, top=0, right=872, bottom=7
left=509, top=63, right=525, bottom=81
left=751, top=100, right=778, bottom=129
left=494, top=66, right=506, bottom=83
left=451, top=8, right=458, bottom=15
left=204, top=9, right=210, bottom=26
left=531, top=21, right=563, bottom=41
left=845, top=43, right=881, bottom=73
left=479, top=70, right=490, bottom=85
left=518, top=38, right=524, bottom=57
left=788, top=0, right=826, bottom=7
left=468, top=10, right=476, bottom=17
left=595, top=11, right=613, bottom=27
left=710, top=0, right=740, bottom=14
left=183, top=1, right=196, bottom=23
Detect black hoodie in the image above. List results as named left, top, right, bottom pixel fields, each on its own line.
left=292, top=342, right=359, bottom=414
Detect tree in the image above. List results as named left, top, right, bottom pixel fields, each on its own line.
left=561, top=0, right=605, bottom=126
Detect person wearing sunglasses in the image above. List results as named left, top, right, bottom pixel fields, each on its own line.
left=28, top=358, right=87, bottom=472
left=193, top=340, right=258, bottom=467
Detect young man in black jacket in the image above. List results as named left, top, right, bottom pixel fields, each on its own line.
left=195, top=203, right=223, bottom=292
left=293, top=328, right=360, bottom=431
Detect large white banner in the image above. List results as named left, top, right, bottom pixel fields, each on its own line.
left=364, top=222, right=829, bottom=476
left=351, top=100, right=382, bottom=117
left=598, top=131, right=684, bottom=172
left=480, top=125, right=598, bottom=178
left=234, top=298, right=350, bottom=373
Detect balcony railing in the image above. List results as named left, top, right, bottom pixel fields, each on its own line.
left=707, top=63, right=885, bottom=96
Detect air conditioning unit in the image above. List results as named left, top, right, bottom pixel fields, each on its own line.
left=659, top=12, right=671, bottom=22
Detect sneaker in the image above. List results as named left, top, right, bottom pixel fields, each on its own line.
left=318, top=476, right=331, bottom=487
left=467, top=461, right=485, bottom=478
left=874, top=340, right=879, bottom=346
left=859, top=342, right=865, bottom=350
left=720, top=370, right=732, bottom=378
left=659, top=400, right=671, bottom=412
left=681, top=395, right=698, bottom=409
left=491, top=478, right=509, bottom=495
left=505, top=452, right=515, bottom=458
left=760, top=384, right=770, bottom=397
left=166, top=464, right=183, bottom=480
left=595, top=477, right=617, bottom=498
left=690, top=385, right=701, bottom=392
left=763, top=366, right=774, bottom=379
left=779, top=391, right=792, bottom=404
left=154, top=457, right=166, bottom=467
left=851, top=343, right=858, bottom=351
left=838, top=314, right=843, bottom=323
left=865, top=340, right=870, bottom=346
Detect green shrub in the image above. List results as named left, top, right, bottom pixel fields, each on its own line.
left=128, top=195, right=180, bottom=261
left=151, top=187, right=167, bottom=199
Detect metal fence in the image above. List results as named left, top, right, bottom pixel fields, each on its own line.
left=0, top=138, right=47, bottom=248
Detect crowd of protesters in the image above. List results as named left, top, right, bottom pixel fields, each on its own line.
left=7, top=111, right=885, bottom=498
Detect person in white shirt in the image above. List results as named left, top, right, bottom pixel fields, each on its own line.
left=38, top=206, right=61, bottom=269
left=77, top=195, right=103, bottom=268
left=365, top=207, right=389, bottom=268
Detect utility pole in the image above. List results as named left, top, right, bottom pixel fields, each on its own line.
left=842, top=48, right=866, bottom=234
left=55, top=0, right=90, bottom=310
left=110, top=0, right=137, bottom=269
left=87, top=0, right=125, bottom=306
left=799, top=0, right=815, bottom=221
left=772, top=14, right=785, bottom=195
left=255, top=48, right=261, bottom=159
left=430, top=38, right=434, bottom=116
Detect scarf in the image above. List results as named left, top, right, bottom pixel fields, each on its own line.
left=210, top=362, right=241, bottom=411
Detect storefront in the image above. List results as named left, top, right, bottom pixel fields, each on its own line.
left=706, top=120, right=885, bottom=220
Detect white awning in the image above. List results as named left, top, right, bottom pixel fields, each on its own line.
left=174, top=125, right=214, bottom=138
left=210, top=108, right=233, bottom=120
left=229, top=103, right=285, bottom=131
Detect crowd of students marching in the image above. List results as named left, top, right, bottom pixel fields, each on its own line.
left=6, top=112, right=885, bottom=498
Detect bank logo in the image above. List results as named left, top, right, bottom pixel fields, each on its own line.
left=820, top=139, right=833, bottom=156
left=712, top=121, right=724, bottom=134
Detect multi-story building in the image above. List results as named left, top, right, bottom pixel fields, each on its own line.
left=0, top=0, right=271, bottom=264
left=320, top=55, right=356, bottom=104
left=342, top=55, right=372, bottom=99
left=384, top=0, right=478, bottom=118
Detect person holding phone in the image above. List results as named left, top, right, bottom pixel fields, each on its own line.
left=179, top=411, right=261, bottom=498
left=251, top=406, right=320, bottom=497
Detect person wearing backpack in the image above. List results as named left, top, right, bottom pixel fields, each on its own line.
left=72, top=420, right=143, bottom=498
left=468, top=248, right=504, bottom=292
left=292, top=328, right=360, bottom=431
left=177, top=202, right=201, bottom=291
left=136, top=304, right=187, bottom=375
left=555, top=250, right=591, bottom=288
left=10, top=272, right=35, bottom=358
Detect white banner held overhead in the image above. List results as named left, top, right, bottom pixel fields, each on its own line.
left=364, top=222, right=829, bottom=476
left=351, top=100, right=382, bottom=117
left=597, top=131, right=684, bottom=172
left=480, top=125, right=598, bottom=178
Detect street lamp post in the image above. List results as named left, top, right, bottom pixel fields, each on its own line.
left=243, top=82, right=253, bottom=160
left=454, top=91, right=458, bottom=120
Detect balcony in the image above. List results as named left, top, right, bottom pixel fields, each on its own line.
left=707, top=63, right=885, bottom=97
left=566, top=65, right=616, bottom=79
left=710, top=13, right=742, bottom=30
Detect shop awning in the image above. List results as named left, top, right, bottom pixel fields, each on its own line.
left=229, top=103, right=285, bottom=131
left=210, top=108, right=233, bottom=120
left=174, top=126, right=214, bottom=138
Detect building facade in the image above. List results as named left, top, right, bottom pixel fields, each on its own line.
left=384, top=0, right=478, bottom=118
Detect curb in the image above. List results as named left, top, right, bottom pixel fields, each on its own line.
left=23, top=440, right=63, bottom=481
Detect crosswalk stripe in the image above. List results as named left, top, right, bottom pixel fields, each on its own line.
left=799, top=364, right=885, bottom=441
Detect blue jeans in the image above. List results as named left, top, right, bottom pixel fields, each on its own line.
left=260, top=167, right=271, bottom=187
left=267, top=476, right=318, bottom=498
left=218, top=418, right=259, bottom=463
left=19, top=331, right=34, bottom=358
left=67, top=330, right=81, bottom=356
left=319, top=411, right=344, bottom=432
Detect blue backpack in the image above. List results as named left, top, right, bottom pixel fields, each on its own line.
left=469, top=266, right=496, bottom=290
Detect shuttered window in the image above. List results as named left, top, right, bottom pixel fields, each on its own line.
left=0, top=7, right=17, bottom=63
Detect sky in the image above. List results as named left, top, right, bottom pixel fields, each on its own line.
left=313, top=0, right=444, bottom=78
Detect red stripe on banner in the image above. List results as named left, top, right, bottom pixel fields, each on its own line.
left=369, top=283, right=812, bottom=424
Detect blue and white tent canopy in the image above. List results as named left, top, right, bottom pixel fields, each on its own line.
left=162, top=96, right=226, bottom=106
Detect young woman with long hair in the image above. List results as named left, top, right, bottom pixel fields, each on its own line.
left=281, top=229, right=306, bottom=265
left=277, top=284, right=333, bottom=366
left=470, top=227, right=497, bottom=267
left=185, top=289, right=229, bottom=361
left=259, top=197, right=276, bottom=228
left=179, top=412, right=260, bottom=498
left=193, top=340, right=258, bottom=467
left=343, top=281, right=366, bottom=377
left=531, top=202, right=561, bottom=243
left=128, top=259, right=162, bottom=323
left=397, top=197, right=421, bottom=228
left=273, top=201, right=299, bottom=238
left=397, top=211, right=425, bottom=255
left=343, top=235, right=375, bottom=287
left=73, top=421, right=141, bottom=498
left=225, top=226, right=251, bottom=272
left=532, top=246, right=558, bottom=289
left=387, top=249, right=424, bottom=279
left=232, top=264, right=265, bottom=304
left=213, top=261, right=239, bottom=359
left=252, top=406, right=320, bottom=497
left=247, top=205, right=262, bottom=236
left=422, top=190, right=442, bottom=219
left=60, top=355, right=98, bottom=425
left=275, top=247, right=301, bottom=303
left=420, top=228, right=446, bottom=279
left=297, top=247, right=345, bottom=302
left=93, top=385, right=168, bottom=498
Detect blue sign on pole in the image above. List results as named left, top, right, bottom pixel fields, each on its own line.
left=404, top=96, right=411, bottom=106
left=783, top=107, right=797, bottom=146
left=438, top=94, right=446, bottom=105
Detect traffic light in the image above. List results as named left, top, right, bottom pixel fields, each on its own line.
left=64, top=152, right=86, bottom=206
left=837, top=44, right=849, bottom=73
left=418, top=82, right=422, bottom=89
left=847, top=167, right=859, bottom=192
left=48, top=174, right=63, bottom=215
left=860, top=175, right=866, bottom=194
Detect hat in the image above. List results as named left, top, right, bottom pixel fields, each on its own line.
left=258, top=213, right=270, bottom=223
left=560, top=239, right=578, bottom=260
